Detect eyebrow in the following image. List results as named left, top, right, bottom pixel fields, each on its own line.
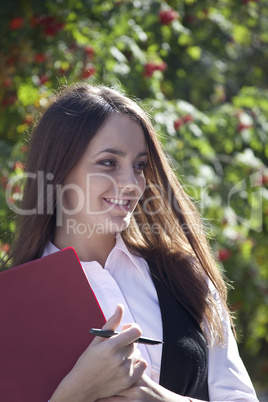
left=97, top=148, right=148, bottom=158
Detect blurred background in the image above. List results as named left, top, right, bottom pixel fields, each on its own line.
left=0, top=0, right=267, bottom=398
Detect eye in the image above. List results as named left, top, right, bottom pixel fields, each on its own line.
left=98, top=159, right=117, bottom=167
left=134, top=160, right=147, bottom=172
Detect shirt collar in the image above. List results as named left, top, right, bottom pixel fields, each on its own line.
left=42, top=241, right=60, bottom=257
left=104, top=233, right=146, bottom=277
left=42, top=234, right=146, bottom=277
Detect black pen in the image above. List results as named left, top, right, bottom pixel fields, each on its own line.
left=89, top=329, right=163, bottom=345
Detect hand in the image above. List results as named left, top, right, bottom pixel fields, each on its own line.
left=50, top=304, right=147, bottom=402
left=95, top=374, right=190, bottom=402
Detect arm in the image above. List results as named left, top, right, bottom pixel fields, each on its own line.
left=95, top=294, right=259, bottom=402
left=49, top=305, right=147, bottom=402
left=206, top=284, right=259, bottom=402
left=95, top=374, right=205, bottom=401
left=207, top=313, right=259, bottom=401
left=95, top=333, right=259, bottom=402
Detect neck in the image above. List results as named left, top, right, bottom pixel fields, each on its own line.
left=53, top=225, right=116, bottom=267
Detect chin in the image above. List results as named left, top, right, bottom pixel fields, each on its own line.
left=108, top=217, right=130, bottom=234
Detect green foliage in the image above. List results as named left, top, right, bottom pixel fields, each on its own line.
left=1, top=0, right=268, bottom=389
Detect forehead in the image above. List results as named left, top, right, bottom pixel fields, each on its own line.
left=88, top=113, right=147, bottom=152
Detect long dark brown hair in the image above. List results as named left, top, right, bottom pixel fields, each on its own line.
left=7, top=83, right=231, bottom=343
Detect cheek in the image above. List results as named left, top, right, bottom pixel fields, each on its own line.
left=59, top=175, right=84, bottom=208
left=89, top=176, right=114, bottom=197
left=63, top=189, right=78, bottom=209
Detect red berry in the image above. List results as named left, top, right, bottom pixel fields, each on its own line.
left=218, top=248, right=232, bottom=262
left=174, top=118, right=184, bottom=130
left=262, top=175, right=268, bottom=185
left=144, top=63, right=157, bottom=77
left=35, top=53, right=46, bottom=63
left=159, top=9, right=179, bottom=25
left=39, top=74, right=49, bottom=85
left=1, top=243, right=10, bottom=253
left=9, top=17, right=23, bottom=30
left=144, top=62, right=167, bottom=77
left=84, top=46, right=95, bottom=57
left=45, top=26, right=57, bottom=36
left=183, top=114, right=193, bottom=123
left=1, top=95, right=17, bottom=107
left=14, top=161, right=25, bottom=171
left=34, top=15, right=65, bottom=36
left=81, top=67, right=96, bottom=79
left=237, top=123, right=252, bottom=132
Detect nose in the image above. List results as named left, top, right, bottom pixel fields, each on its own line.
left=116, top=167, right=139, bottom=192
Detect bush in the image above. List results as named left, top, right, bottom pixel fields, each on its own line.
left=1, top=0, right=267, bottom=389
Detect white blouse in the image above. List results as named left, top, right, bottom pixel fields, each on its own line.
left=43, top=235, right=259, bottom=401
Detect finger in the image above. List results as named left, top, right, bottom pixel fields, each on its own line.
left=129, top=347, right=141, bottom=366
left=130, top=357, right=148, bottom=383
left=119, top=343, right=140, bottom=367
left=121, top=323, right=132, bottom=331
left=91, top=304, right=124, bottom=345
left=135, top=372, right=151, bottom=386
left=109, top=324, right=142, bottom=348
left=102, top=304, right=124, bottom=331
left=125, top=349, right=142, bottom=377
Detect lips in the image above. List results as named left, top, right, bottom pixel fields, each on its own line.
left=105, top=198, right=129, bottom=205
left=104, top=198, right=131, bottom=207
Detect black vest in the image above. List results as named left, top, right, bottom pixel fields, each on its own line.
left=148, top=262, right=209, bottom=400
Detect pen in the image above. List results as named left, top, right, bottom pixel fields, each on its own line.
left=89, top=328, right=163, bottom=345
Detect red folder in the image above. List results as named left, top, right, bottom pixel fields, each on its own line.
left=0, top=248, right=106, bottom=401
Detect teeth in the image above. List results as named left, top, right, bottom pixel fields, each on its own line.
left=108, top=198, right=128, bottom=205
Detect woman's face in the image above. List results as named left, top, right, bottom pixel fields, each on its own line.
left=58, top=113, right=148, bottom=237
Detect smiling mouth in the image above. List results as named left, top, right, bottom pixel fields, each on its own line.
left=104, top=198, right=130, bottom=207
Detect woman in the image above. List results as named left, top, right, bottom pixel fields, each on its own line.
left=9, top=83, right=258, bottom=401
